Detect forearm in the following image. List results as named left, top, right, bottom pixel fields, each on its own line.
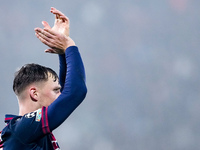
left=58, top=53, right=66, bottom=92
left=48, top=46, right=87, bottom=131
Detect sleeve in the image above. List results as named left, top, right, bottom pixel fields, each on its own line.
left=10, top=108, right=47, bottom=144
left=11, top=46, right=87, bottom=143
left=58, top=53, right=66, bottom=92
left=47, top=46, right=87, bottom=131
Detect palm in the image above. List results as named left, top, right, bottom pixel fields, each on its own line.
left=39, top=7, right=73, bottom=54
left=52, top=19, right=69, bottom=37
left=50, top=7, right=70, bottom=37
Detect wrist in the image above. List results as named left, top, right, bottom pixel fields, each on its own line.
left=64, top=37, right=76, bottom=51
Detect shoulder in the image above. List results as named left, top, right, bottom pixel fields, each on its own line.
left=16, top=108, right=43, bottom=131
left=4, top=109, right=43, bottom=143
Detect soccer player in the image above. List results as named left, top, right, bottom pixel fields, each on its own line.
left=0, top=7, right=87, bottom=150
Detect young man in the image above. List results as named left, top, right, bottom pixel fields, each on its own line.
left=0, top=7, right=87, bottom=150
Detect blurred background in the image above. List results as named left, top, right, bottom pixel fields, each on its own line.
left=0, top=0, right=200, bottom=149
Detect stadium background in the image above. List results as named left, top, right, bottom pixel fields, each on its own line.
left=0, top=0, right=200, bottom=149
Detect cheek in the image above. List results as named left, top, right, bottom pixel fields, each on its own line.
left=49, top=91, right=61, bottom=102
left=40, top=92, right=55, bottom=106
left=40, top=90, right=61, bottom=107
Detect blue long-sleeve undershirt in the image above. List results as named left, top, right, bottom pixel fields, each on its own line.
left=0, top=46, right=87, bottom=149
left=47, top=46, right=87, bottom=131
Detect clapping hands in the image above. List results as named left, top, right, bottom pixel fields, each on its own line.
left=35, top=7, right=75, bottom=54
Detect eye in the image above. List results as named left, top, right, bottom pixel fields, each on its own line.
left=54, top=88, right=61, bottom=93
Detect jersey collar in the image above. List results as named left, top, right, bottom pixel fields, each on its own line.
left=4, top=114, right=18, bottom=124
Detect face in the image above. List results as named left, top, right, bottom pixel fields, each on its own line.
left=37, top=75, right=61, bottom=107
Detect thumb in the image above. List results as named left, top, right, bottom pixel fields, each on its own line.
left=42, top=21, right=51, bottom=29
left=45, top=49, right=56, bottom=53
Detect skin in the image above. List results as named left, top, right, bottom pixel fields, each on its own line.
left=36, top=74, right=61, bottom=108
left=18, top=7, right=75, bottom=116
left=18, top=75, right=61, bottom=116
left=35, top=7, right=75, bottom=54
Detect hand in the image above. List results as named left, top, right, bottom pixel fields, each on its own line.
left=42, top=7, right=70, bottom=37
left=35, top=7, right=75, bottom=54
left=35, top=27, right=75, bottom=54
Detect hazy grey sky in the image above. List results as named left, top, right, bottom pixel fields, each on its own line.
left=0, top=0, right=200, bottom=149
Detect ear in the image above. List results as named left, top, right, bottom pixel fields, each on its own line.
left=29, top=87, right=39, bottom=102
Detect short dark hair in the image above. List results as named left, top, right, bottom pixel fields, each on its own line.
left=13, top=63, right=58, bottom=95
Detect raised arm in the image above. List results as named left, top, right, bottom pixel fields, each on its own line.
left=35, top=7, right=73, bottom=89
left=5, top=8, right=87, bottom=145
left=48, top=45, right=87, bottom=130
left=35, top=8, right=87, bottom=131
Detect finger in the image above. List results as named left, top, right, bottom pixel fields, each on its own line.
left=37, top=31, right=52, bottom=42
left=51, top=8, right=60, bottom=19
left=59, top=16, right=69, bottom=22
left=35, top=32, right=54, bottom=48
left=56, top=14, right=60, bottom=19
left=35, top=32, right=46, bottom=42
left=51, top=7, right=65, bottom=16
left=35, top=32, right=46, bottom=43
left=35, top=28, right=54, bottom=39
left=42, top=21, right=51, bottom=29
left=43, top=28, right=58, bottom=36
left=45, top=49, right=57, bottom=53
left=51, top=8, right=69, bottom=23
left=34, top=27, right=43, bottom=33
left=35, top=32, right=51, bottom=44
left=50, top=7, right=68, bottom=21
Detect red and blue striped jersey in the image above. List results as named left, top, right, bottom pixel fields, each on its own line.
left=1, top=107, right=59, bottom=149
left=0, top=46, right=87, bottom=149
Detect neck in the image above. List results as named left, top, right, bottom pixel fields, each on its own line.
left=18, top=98, right=41, bottom=116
